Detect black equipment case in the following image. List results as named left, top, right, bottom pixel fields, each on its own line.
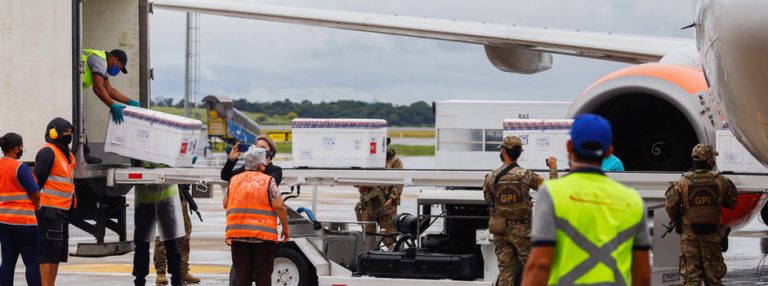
left=357, top=250, right=479, bottom=280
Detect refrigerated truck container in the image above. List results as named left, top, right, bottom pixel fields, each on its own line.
left=0, top=0, right=150, bottom=255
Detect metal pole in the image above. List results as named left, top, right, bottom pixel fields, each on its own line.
left=184, top=12, right=191, bottom=117
left=312, top=184, right=318, bottom=216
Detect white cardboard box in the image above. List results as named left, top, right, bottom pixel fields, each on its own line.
left=716, top=128, right=768, bottom=174
left=104, top=106, right=203, bottom=167
left=292, top=118, right=387, bottom=168
left=502, top=119, right=573, bottom=170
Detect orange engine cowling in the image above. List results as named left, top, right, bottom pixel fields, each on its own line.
left=568, top=62, right=765, bottom=230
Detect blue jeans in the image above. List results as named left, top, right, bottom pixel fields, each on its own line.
left=0, top=223, right=41, bottom=286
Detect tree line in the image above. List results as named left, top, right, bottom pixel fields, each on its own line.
left=153, top=98, right=435, bottom=127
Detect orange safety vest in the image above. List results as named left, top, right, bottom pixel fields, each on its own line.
left=39, top=143, right=76, bottom=210
left=0, top=158, right=37, bottom=225
left=226, top=171, right=278, bottom=242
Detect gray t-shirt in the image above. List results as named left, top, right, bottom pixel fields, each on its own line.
left=531, top=184, right=651, bottom=249
left=85, top=51, right=108, bottom=80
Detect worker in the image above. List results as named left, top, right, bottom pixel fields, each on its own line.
left=483, top=135, right=558, bottom=285
left=153, top=184, right=201, bottom=284
left=602, top=154, right=625, bottom=171
left=665, top=143, right=738, bottom=285
left=81, top=48, right=139, bottom=164
left=221, top=136, right=283, bottom=185
left=33, top=118, right=77, bottom=286
left=222, top=136, right=283, bottom=284
left=0, top=133, right=41, bottom=286
left=523, top=114, right=651, bottom=286
left=224, top=148, right=290, bottom=286
left=384, top=146, right=404, bottom=216
left=356, top=181, right=397, bottom=249
left=131, top=161, right=184, bottom=286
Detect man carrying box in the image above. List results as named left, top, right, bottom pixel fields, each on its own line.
left=81, top=48, right=139, bottom=164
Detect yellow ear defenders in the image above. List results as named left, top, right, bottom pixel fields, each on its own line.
left=49, top=128, right=59, bottom=139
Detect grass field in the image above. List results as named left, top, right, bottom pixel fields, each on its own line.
left=387, top=130, right=435, bottom=138
left=152, top=107, right=436, bottom=138
left=272, top=143, right=434, bottom=157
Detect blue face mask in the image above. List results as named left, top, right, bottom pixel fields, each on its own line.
left=107, top=64, right=120, bottom=76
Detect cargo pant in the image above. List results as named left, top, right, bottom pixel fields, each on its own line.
left=155, top=194, right=192, bottom=274
left=356, top=200, right=395, bottom=249
left=679, top=230, right=727, bottom=286
left=494, top=221, right=531, bottom=286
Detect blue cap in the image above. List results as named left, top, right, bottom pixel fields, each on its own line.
left=570, top=113, right=612, bottom=157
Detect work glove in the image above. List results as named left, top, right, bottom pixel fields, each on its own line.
left=110, top=104, right=126, bottom=124
left=127, top=99, right=141, bottom=107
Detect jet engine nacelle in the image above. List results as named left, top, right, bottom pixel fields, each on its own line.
left=567, top=63, right=721, bottom=171
left=484, top=45, right=552, bottom=74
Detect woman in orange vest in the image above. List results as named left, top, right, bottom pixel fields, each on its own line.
left=32, top=118, right=76, bottom=286
left=224, top=147, right=290, bottom=286
left=0, top=132, right=42, bottom=286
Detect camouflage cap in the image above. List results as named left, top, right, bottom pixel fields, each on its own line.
left=691, top=143, right=718, bottom=161
left=498, top=135, right=523, bottom=150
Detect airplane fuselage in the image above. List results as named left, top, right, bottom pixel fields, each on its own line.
left=697, top=0, right=768, bottom=166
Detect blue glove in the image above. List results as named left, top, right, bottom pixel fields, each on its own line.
left=127, top=99, right=140, bottom=107
left=192, top=156, right=198, bottom=164
left=110, top=104, right=126, bottom=124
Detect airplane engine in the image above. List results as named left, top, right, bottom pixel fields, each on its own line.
left=567, top=63, right=720, bottom=171
left=484, top=45, right=552, bottom=74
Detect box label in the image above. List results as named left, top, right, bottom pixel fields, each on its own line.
left=322, top=137, right=336, bottom=148
left=180, top=142, right=188, bottom=154
left=370, top=142, right=377, bottom=154
left=136, top=129, right=150, bottom=142
left=536, top=137, right=551, bottom=149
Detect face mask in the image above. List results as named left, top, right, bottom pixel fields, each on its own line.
left=499, top=152, right=505, bottom=163
left=264, top=150, right=272, bottom=159
left=16, top=149, right=23, bottom=159
left=107, top=64, right=120, bottom=76
left=61, top=134, right=73, bottom=145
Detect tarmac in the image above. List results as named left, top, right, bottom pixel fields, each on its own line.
left=5, top=156, right=768, bottom=285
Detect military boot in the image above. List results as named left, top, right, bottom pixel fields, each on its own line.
left=182, top=272, right=200, bottom=283
left=156, top=272, right=168, bottom=284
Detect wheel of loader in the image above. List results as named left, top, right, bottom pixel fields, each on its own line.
left=228, top=246, right=317, bottom=286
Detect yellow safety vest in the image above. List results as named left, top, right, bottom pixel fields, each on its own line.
left=81, top=49, right=107, bottom=90
left=545, top=171, right=644, bottom=285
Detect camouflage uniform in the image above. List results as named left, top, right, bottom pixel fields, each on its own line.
left=665, top=144, right=739, bottom=286
left=483, top=136, right=554, bottom=286
left=385, top=155, right=404, bottom=216
left=356, top=184, right=395, bottom=248
left=155, top=190, right=192, bottom=275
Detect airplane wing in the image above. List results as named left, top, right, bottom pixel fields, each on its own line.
left=152, top=0, right=693, bottom=65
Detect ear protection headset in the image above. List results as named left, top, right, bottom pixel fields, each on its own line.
left=49, top=121, right=59, bottom=140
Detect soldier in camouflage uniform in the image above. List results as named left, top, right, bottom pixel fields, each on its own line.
left=384, top=148, right=404, bottom=217
left=154, top=185, right=200, bottom=284
left=356, top=183, right=396, bottom=249
left=665, top=143, right=738, bottom=286
left=483, top=136, right=558, bottom=286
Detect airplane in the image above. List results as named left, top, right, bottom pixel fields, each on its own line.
left=151, top=0, right=768, bottom=231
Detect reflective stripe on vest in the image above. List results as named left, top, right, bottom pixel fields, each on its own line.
left=0, top=158, right=37, bottom=225
left=82, top=49, right=107, bottom=89
left=135, top=184, right=178, bottom=204
left=545, top=172, right=644, bottom=285
left=39, top=143, right=76, bottom=210
left=226, top=172, right=278, bottom=242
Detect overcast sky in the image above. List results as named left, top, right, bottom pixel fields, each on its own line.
left=149, top=0, right=696, bottom=105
